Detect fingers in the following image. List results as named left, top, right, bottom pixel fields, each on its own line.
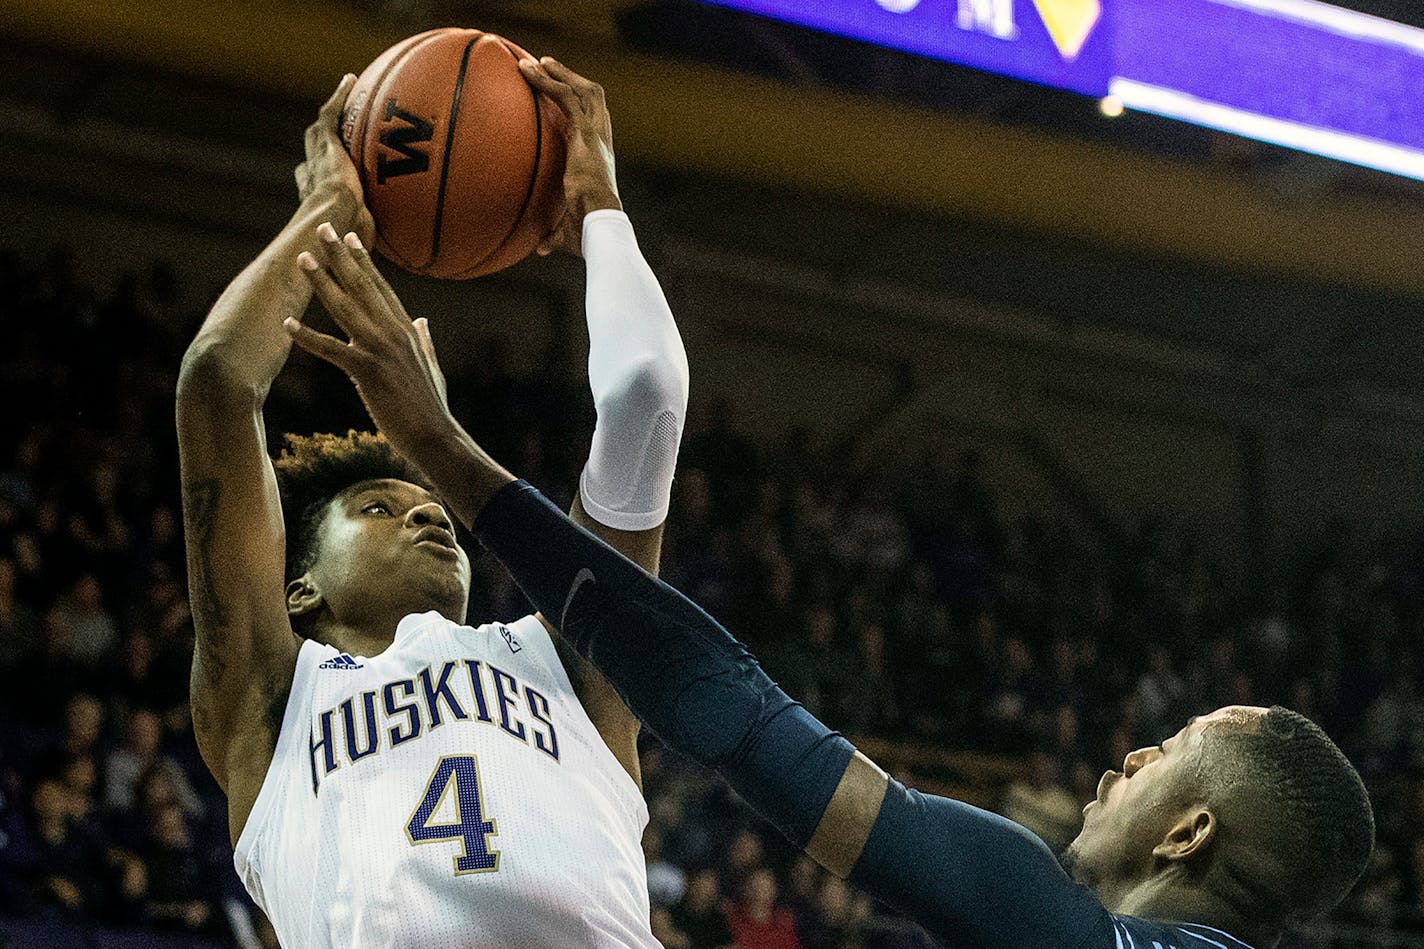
left=320, top=73, right=357, bottom=122
left=305, top=73, right=356, bottom=157
left=297, top=245, right=382, bottom=344
left=518, top=56, right=604, bottom=115
left=314, top=224, right=401, bottom=335
left=337, top=229, right=408, bottom=321
left=518, top=58, right=577, bottom=114
left=414, top=317, right=435, bottom=362
left=414, top=318, right=449, bottom=403
left=539, top=57, right=598, bottom=96
left=300, top=222, right=427, bottom=366
left=283, top=315, right=356, bottom=372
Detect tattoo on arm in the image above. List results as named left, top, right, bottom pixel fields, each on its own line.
left=182, top=476, right=238, bottom=760
left=182, top=478, right=232, bottom=696
left=183, top=478, right=231, bottom=630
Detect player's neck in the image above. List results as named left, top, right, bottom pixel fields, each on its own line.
left=310, top=599, right=461, bottom=657
left=319, top=623, right=397, bottom=658
left=1116, top=877, right=1278, bottom=949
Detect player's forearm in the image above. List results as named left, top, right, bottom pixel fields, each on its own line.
left=182, top=194, right=363, bottom=396
left=578, top=210, right=689, bottom=532
left=407, top=423, right=520, bottom=532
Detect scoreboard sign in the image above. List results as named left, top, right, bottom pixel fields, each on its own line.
left=698, top=0, right=1424, bottom=180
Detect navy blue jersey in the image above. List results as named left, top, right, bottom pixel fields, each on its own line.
left=1114, top=918, right=1257, bottom=949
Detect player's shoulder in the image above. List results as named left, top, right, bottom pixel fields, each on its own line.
left=1112, top=916, right=1258, bottom=949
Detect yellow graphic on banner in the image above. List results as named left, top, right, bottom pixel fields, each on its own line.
left=1033, top=0, right=1102, bottom=60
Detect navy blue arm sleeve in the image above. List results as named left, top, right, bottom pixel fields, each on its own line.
left=474, top=481, right=854, bottom=846
left=853, top=783, right=1114, bottom=949
left=474, top=481, right=1113, bottom=949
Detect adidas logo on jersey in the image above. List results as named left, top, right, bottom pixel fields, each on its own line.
left=498, top=624, right=523, bottom=654
left=318, top=654, right=364, bottom=670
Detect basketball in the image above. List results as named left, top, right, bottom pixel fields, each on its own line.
left=340, top=29, right=567, bottom=279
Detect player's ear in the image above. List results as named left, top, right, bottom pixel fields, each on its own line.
left=1153, top=808, right=1215, bottom=863
left=286, top=576, right=324, bottom=618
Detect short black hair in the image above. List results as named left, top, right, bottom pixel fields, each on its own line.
left=272, top=430, right=429, bottom=585
left=1210, top=706, right=1374, bottom=925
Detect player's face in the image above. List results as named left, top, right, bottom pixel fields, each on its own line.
left=1063, top=706, right=1268, bottom=893
left=309, top=478, right=471, bottom=624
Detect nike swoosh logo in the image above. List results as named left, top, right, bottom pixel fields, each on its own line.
left=560, top=568, right=596, bottom=629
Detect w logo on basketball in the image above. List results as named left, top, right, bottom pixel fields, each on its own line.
left=376, top=100, right=435, bottom=183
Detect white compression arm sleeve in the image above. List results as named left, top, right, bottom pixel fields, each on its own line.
left=578, top=209, right=690, bottom=531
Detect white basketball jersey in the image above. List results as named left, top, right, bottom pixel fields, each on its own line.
left=234, top=611, right=656, bottom=949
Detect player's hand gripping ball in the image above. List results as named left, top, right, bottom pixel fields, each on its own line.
left=341, top=28, right=567, bottom=279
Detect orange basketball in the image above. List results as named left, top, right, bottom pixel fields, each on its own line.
left=340, top=29, right=567, bottom=279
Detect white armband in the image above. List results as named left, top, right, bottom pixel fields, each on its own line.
left=578, top=209, right=690, bottom=531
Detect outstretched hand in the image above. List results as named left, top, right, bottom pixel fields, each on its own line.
left=283, top=222, right=453, bottom=464
left=294, top=75, right=376, bottom=248
left=519, top=56, right=622, bottom=257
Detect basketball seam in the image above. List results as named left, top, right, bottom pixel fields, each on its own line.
left=449, top=58, right=546, bottom=280
left=427, top=36, right=482, bottom=273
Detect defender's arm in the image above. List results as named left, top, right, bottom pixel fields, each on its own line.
left=467, top=483, right=1114, bottom=949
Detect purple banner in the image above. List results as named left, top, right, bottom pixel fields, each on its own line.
left=700, top=0, right=1116, bottom=96
left=698, top=0, right=1424, bottom=179
left=1119, top=0, right=1424, bottom=154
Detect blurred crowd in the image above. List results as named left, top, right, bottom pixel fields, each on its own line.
left=2, top=247, right=1424, bottom=947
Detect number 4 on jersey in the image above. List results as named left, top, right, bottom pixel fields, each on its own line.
left=407, top=755, right=500, bottom=874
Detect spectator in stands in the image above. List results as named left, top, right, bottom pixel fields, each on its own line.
left=720, top=827, right=765, bottom=895
left=28, top=778, right=105, bottom=919
left=841, top=620, right=899, bottom=734
left=651, top=905, right=692, bottom=949
left=835, top=479, right=910, bottom=576
left=783, top=854, right=821, bottom=940
left=797, top=604, right=856, bottom=725
left=9, top=611, right=86, bottom=722
left=1134, top=643, right=1187, bottom=740
left=670, top=867, right=735, bottom=949
left=998, top=748, right=1081, bottom=853
left=104, top=708, right=203, bottom=819
left=52, top=572, right=117, bottom=668
left=797, top=875, right=864, bottom=948
left=644, top=824, right=687, bottom=909
left=57, top=753, right=100, bottom=827
left=67, top=463, right=131, bottom=587
left=725, top=866, right=803, bottom=949
left=31, top=694, right=105, bottom=776
left=0, top=556, right=39, bottom=674
left=140, top=802, right=215, bottom=934
left=980, top=635, right=1040, bottom=752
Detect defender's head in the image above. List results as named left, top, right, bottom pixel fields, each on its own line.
left=274, top=431, right=470, bottom=641
left=1064, top=705, right=1373, bottom=930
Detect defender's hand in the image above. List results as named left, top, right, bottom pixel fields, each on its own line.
left=294, top=75, right=376, bottom=247
left=284, top=223, right=453, bottom=465
left=519, top=57, right=621, bottom=257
